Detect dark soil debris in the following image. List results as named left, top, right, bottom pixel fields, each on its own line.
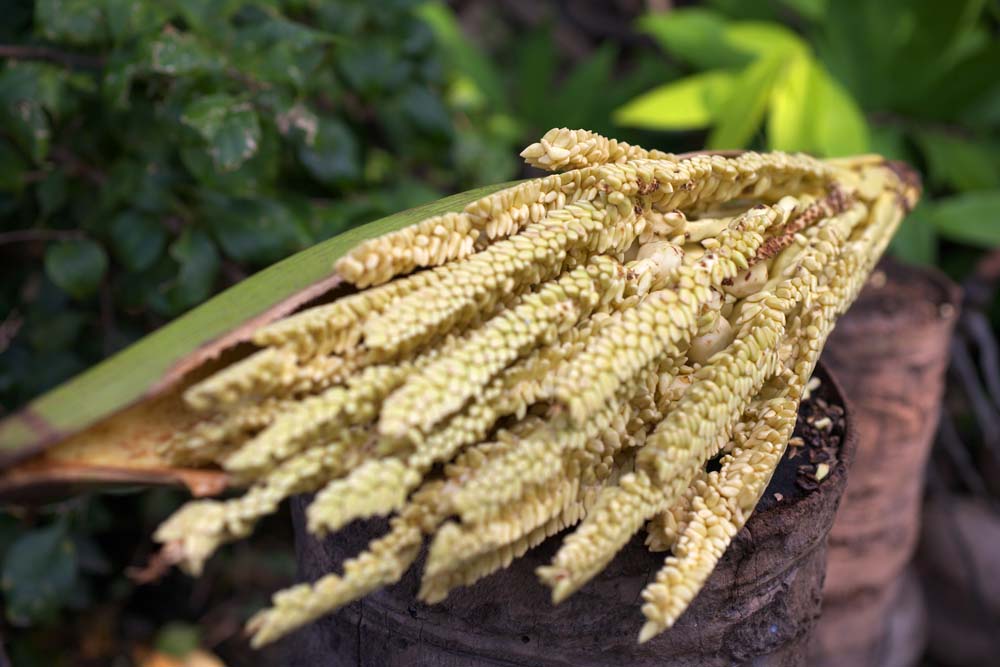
left=757, top=375, right=847, bottom=511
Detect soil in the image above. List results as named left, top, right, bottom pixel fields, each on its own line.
left=759, top=375, right=848, bottom=511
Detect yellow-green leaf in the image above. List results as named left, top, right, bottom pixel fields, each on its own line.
left=724, top=22, right=807, bottom=61
left=613, top=71, right=737, bottom=130
left=767, top=54, right=815, bottom=152
left=708, top=56, right=783, bottom=150
left=811, top=63, right=869, bottom=157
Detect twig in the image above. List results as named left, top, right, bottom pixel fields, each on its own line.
left=0, top=309, right=22, bottom=355
left=0, top=229, right=85, bottom=245
left=949, top=337, right=1000, bottom=460
left=48, top=146, right=106, bottom=185
left=925, top=465, right=1000, bottom=642
left=963, top=311, right=1000, bottom=413
left=937, top=408, right=997, bottom=509
left=0, top=44, right=104, bottom=70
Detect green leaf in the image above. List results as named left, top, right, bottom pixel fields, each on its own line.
left=2, top=522, right=77, bottom=626
left=0, top=62, right=65, bottom=116
left=297, top=117, right=361, bottom=186
left=180, top=122, right=279, bottom=195
left=868, top=125, right=908, bottom=161
left=614, top=70, right=737, bottom=130
left=767, top=56, right=869, bottom=156
left=203, top=196, right=311, bottom=266
left=149, top=32, right=217, bottom=75
left=36, top=170, right=67, bottom=219
left=155, top=622, right=201, bottom=657
left=109, top=210, right=167, bottom=272
left=2, top=100, right=51, bottom=163
left=336, top=40, right=411, bottom=98
left=778, top=0, right=828, bottom=21
left=172, top=0, right=243, bottom=34
left=514, top=27, right=558, bottom=128
left=639, top=10, right=806, bottom=69
left=101, top=48, right=140, bottom=109
left=102, top=0, right=168, bottom=41
left=638, top=9, right=747, bottom=70
left=44, top=240, right=108, bottom=300
left=0, top=139, right=27, bottom=192
left=890, top=203, right=937, bottom=265
left=27, top=310, right=85, bottom=352
left=182, top=94, right=262, bottom=172
left=709, top=56, right=783, bottom=149
left=398, top=85, right=452, bottom=139
left=930, top=191, right=1000, bottom=248
left=35, top=0, right=106, bottom=46
left=416, top=1, right=505, bottom=108
left=723, top=21, right=807, bottom=61
left=915, top=129, right=1000, bottom=192
left=810, top=62, right=869, bottom=156
left=767, top=55, right=814, bottom=152
left=547, top=44, right=618, bottom=130
left=167, top=228, right=219, bottom=310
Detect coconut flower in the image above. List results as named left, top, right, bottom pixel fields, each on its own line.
left=150, top=129, right=920, bottom=647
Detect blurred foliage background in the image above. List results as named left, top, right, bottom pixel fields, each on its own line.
left=0, top=0, right=998, bottom=664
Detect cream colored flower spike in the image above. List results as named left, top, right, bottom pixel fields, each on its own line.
left=152, top=129, right=920, bottom=648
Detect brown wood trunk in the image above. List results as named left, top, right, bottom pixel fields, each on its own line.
left=284, top=364, right=857, bottom=667
left=917, top=495, right=1000, bottom=666
left=813, top=259, right=960, bottom=667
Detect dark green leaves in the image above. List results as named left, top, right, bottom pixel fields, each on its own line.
left=44, top=240, right=108, bottom=300
left=416, top=1, right=505, bottom=109
left=109, top=211, right=167, bottom=272
left=639, top=9, right=748, bottom=70
left=35, top=0, right=106, bottom=46
left=0, top=0, right=516, bottom=425
left=0, top=63, right=64, bottom=163
left=928, top=191, right=1000, bottom=248
left=182, top=94, right=262, bottom=172
left=2, top=522, right=77, bottom=626
left=149, top=31, right=217, bottom=75
left=916, top=130, right=1000, bottom=192
left=298, top=118, right=361, bottom=185
left=167, top=228, right=219, bottom=311
left=204, top=196, right=311, bottom=266
left=890, top=204, right=937, bottom=265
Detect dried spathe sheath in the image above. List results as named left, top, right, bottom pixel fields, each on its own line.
left=152, top=129, right=919, bottom=648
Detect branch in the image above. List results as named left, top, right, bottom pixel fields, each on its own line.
left=0, top=229, right=85, bottom=245
left=0, top=44, right=104, bottom=70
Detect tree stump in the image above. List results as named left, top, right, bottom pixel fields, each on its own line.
left=813, top=259, right=960, bottom=667
left=283, top=363, right=856, bottom=667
